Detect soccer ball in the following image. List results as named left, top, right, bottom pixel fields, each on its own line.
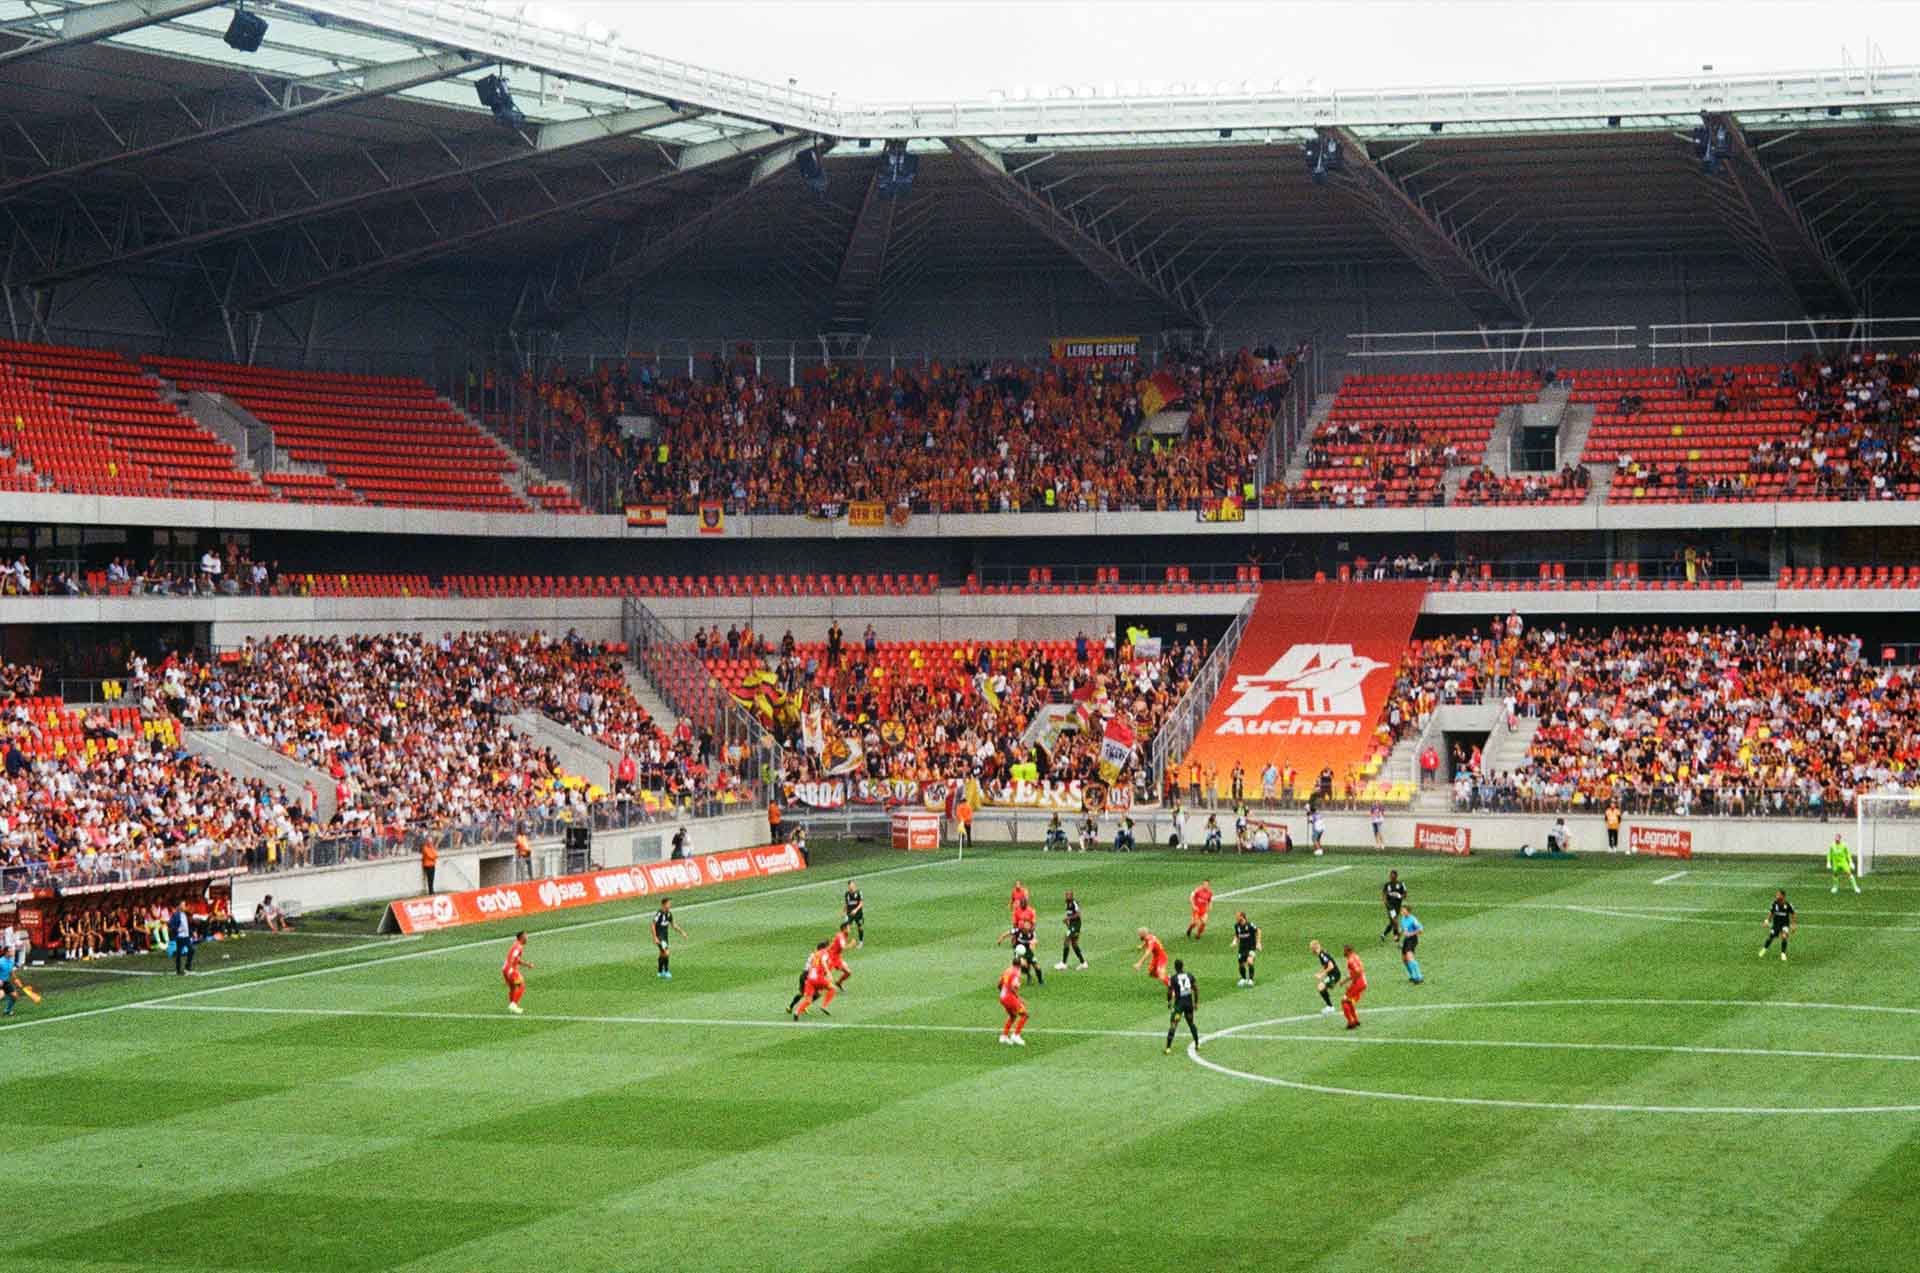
left=1313, top=848, right=1324, bottom=856
left=1013, top=943, right=1029, bottom=960
left=1521, top=843, right=1535, bottom=857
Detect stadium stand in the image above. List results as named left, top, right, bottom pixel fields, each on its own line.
left=620, top=347, right=1298, bottom=514
left=0, top=340, right=270, bottom=501
left=1292, top=371, right=1540, bottom=508
left=142, top=356, right=532, bottom=512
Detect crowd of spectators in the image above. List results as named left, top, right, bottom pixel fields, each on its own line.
left=770, top=628, right=1199, bottom=803
left=1, top=661, right=302, bottom=892
left=517, top=344, right=1305, bottom=516
left=1757, top=351, right=1920, bottom=499
left=1456, top=464, right=1590, bottom=506
left=1381, top=619, right=1914, bottom=816
left=152, top=631, right=741, bottom=837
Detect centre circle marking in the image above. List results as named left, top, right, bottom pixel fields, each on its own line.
left=1188, top=997, right=1920, bottom=1115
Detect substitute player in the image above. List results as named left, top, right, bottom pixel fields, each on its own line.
left=1340, top=945, right=1367, bottom=1029
left=1186, top=879, right=1214, bottom=939
left=1380, top=869, right=1407, bottom=943
left=652, top=898, right=687, bottom=979
left=827, top=921, right=855, bottom=988
left=1231, top=910, right=1261, bottom=986
left=1828, top=834, right=1862, bottom=895
left=1398, top=906, right=1424, bottom=983
left=789, top=941, right=835, bottom=1018
left=1761, top=890, right=1796, bottom=961
left=1164, top=960, right=1200, bottom=1054
left=1056, top=890, right=1087, bottom=971
left=844, top=880, right=865, bottom=946
left=1309, top=939, right=1340, bottom=1014
left=502, top=931, right=531, bottom=1015
left=998, top=958, right=1029, bottom=1045
left=1133, top=927, right=1170, bottom=986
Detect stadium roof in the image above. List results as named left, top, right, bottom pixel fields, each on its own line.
left=4, top=0, right=1920, bottom=341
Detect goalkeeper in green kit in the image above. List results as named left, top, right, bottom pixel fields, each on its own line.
left=1828, top=833, right=1861, bottom=895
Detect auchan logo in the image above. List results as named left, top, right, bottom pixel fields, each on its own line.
left=1215, top=644, right=1386, bottom=737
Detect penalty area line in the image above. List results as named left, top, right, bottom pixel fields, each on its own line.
left=1214, top=865, right=1353, bottom=899
left=1653, top=870, right=1690, bottom=885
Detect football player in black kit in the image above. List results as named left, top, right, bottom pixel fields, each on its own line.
left=1055, top=890, right=1088, bottom=971
left=652, top=898, right=687, bottom=979
left=1761, top=889, right=1795, bottom=961
left=1380, top=870, right=1407, bottom=943
left=1310, top=938, right=1340, bottom=1014
left=1164, top=960, right=1200, bottom=1054
left=996, top=910, right=1044, bottom=985
left=843, top=880, right=865, bottom=946
left=1231, top=910, right=1261, bottom=986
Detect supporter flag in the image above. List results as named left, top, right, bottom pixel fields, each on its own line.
left=698, top=501, right=725, bottom=534
left=1099, top=716, right=1137, bottom=782
left=624, top=504, right=668, bottom=528
left=1125, top=625, right=1152, bottom=654
left=1200, top=494, right=1245, bottom=523
left=1140, top=370, right=1182, bottom=417
left=848, top=501, right=884, bottom=527
left=731, top=668, right=784, bottom=724
left=800, top=702, right=827, bottom=755
left=979, top=675, right=1002, bottom=714
left=824, top=735, right=865, bottom=777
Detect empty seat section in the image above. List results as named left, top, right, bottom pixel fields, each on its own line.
left=142, top=355, right=531, bottom=513
left=1571, top=364, right=1811, bottom=503
left=1295, top=370, right=1538, bottom=508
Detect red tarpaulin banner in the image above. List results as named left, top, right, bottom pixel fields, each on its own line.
left=1178, top=583, right=1426, bottom=796
left=1629, top=826, right=1693, bottom=859
left=1413, top=823, right=1472, bottom=855
left=380, top=843, right=805, bottom=934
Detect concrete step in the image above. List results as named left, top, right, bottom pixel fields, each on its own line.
left=623, top=662, right=680, bottom=731
left=184, top=727, right=336, bottom=822
left=1480, top=714, right=1540, bottom=775
left=1557, top=401, right=1598, bottom=468
left=1283, top=390, right=1341, bottom=486
left=508, top=710, right=619, bottom=788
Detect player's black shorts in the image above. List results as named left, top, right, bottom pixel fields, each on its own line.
left=1320, top=968, right=1341, bottom=986
left=0, top=979, right=15, bottom=996
left=1770, top=920, right=1790, bottom=935
left=1401, top=936, right=1419, bottom=955
left=1237, top=942, right=1258, bottom=959
left=848, top=909, right=864, bottom=923
left=1384, top=900, right=1402, bottom=916
left=1170, top=999, right=1195, bottom=1017
left=1066, top=922, right=1082, bottom=937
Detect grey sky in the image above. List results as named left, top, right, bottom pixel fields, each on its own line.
left=566, top=1, right=1902, bottom=101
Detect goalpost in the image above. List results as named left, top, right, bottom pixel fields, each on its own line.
left=1853, top=791, right=1920, bottom=876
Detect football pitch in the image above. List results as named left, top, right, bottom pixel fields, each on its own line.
left=7, top=842, right=1920, bottom=1273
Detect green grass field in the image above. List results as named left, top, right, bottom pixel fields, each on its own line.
left=7, top=842, right=1920, bottom=1273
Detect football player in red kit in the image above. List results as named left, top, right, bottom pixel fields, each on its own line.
left=502, top=931, right=531, bottom=1014
left=997, top=960, right=1028, bottom=1045
left=1186, top=880, right=1214, bottom=938
left=1132, top=927, right=1170, bottom=986
left=788, top=942, right=836, bottom=1018
left=1340, top=944, right=1367, bottom=1029
left=826, top=922, right=854, bottom=989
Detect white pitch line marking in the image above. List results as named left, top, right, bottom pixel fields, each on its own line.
left=1214, top=864, right=1353, bottom=899
left=1223, top=1031, right=1920, bottom=1065
left=0, top=854, right=963, bottom=1033
left=1653, top=870, right=1689, bottom=885
left=1190, top=998, right=1920, bottom=1115
left=135, top=1002, right=1166, bottom=1041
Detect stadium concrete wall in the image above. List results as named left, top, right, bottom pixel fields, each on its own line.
left=964, top=807, right=1861, bottom=863
left=230, top=809, right=772, bottom=916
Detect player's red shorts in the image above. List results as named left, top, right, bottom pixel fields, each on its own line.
left=502, top=970, right=521, bottom=989
left=1000, top=993, right=1027, bottom=1016
left=1149, top=955, right=1168, bottom=979
left=1191, top=907, right=1209, bottom=925
left=1344, top=981, right=1366, bottom=1003
left=804, top=973, right=831, bottom=992
left=827, top=954, right=848, bottom=972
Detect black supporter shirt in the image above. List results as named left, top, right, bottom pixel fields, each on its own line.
left=1770, top=899, right=1795, bottom=928
left=1234, top=919, right=1259, bottom=950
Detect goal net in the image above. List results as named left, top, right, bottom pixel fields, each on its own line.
left=1853, top=791, right=1920, bottom=876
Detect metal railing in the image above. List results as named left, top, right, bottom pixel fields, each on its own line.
left=1146, top=589, right=1259, bottom=790
left=621, top=595, right=777, bottom=806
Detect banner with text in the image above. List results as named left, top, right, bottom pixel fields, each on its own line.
left=1413, top=823, right=1473, bottom=855
left=848, top=501, right=885, bottom=528
left=624, top=504, right=668, bottom=528
left=1629, top=826, right=1694, bottom=859
left=1049, top=335, right=1141, bottom=364
left=379, top=843, right=804, bottom=934
left=1179, top=582, right=1426, bottom=796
